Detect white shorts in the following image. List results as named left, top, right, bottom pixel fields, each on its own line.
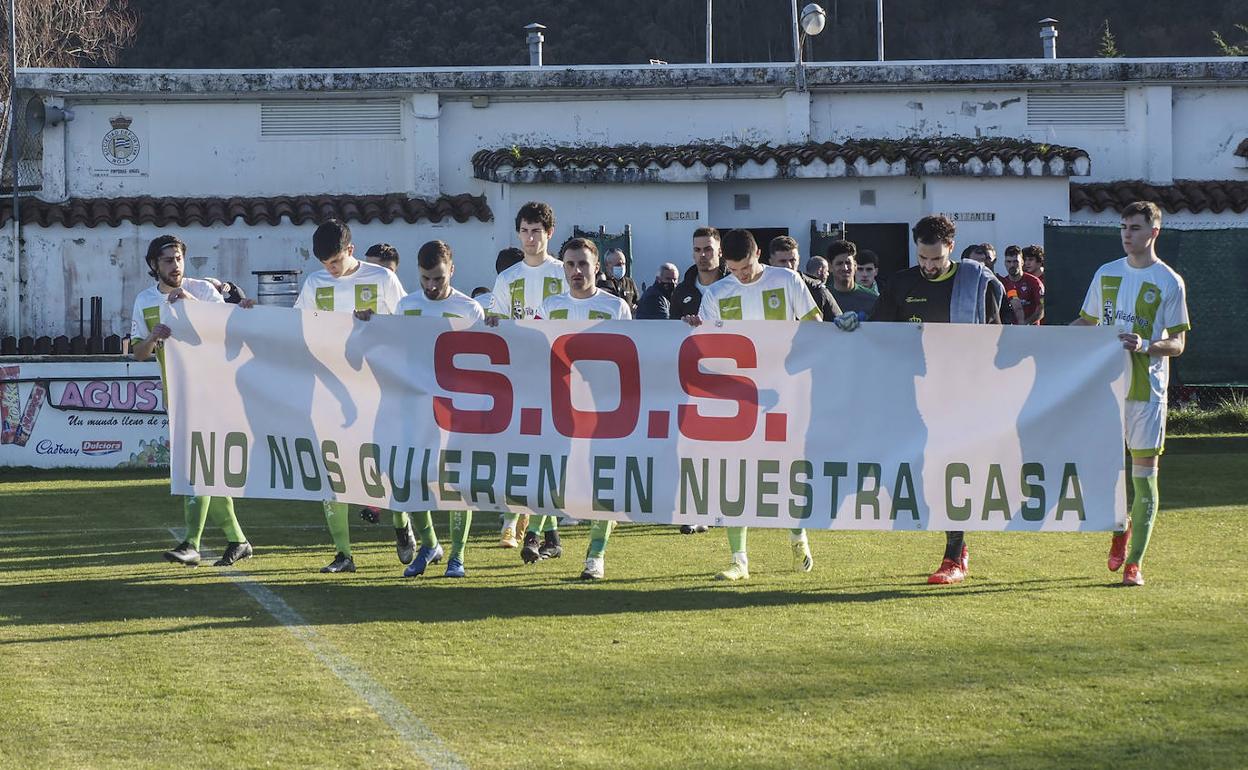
left=1125, top=400, right=1166, bottom=458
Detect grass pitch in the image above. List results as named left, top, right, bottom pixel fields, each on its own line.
left=1, top=437, right=1246, bottom=769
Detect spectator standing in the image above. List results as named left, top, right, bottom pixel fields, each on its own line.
left=597, top=247, right=640, bottom=313
left=1022, top=244, right=1046, bottom=284
left=824, top=240, right=878, bottom=320
left=856, top=249, right=882, bottom=295
left=636, top=263, right=680, bottom=319
left=767, top=235, right=844, bottom=321
left=1000, top=246, right=1046, bottom=325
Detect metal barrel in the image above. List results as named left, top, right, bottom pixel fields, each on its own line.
left=252, top=270, right=302, bottom=307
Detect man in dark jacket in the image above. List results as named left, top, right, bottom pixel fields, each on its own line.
left=636, top=262, right=680, bottom=319
left=873, top=215, right=1002, bottom=586
left=597, top=248, right=640, bottom=313
left=767, top=235, right=844, bottom=321
left=671, top=227, right=727, bottom=318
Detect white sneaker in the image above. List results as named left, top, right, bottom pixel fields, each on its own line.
left=580, top=556, right=605, bottom=580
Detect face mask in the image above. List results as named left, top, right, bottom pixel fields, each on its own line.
left=610, top=265, right=626, bottom=279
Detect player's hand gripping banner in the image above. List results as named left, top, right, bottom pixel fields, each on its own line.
left=165, top=302, right=1129, bottom=531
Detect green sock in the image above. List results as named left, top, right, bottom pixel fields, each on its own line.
left=727, top=526, right=747, bottom=555
left=207, top=496, right=246, bottom=543
left=526, top=515, right=545, bottom=534
left=449, top=511, right=471, bottom=560
left=1126, top=467, right=1159, bottom=566
left=587, top=520, right=616, bottom=558
left=323, top=501, right=351, bottom=556
left=415, top=511, right=438, bottom=548
left=391, top=510, right=410, bottom=529
left=502, top=513, right=518, bottom=531
left=543, top=517, right=559, bottom=533
left=183, top=496, right=211, bottom=549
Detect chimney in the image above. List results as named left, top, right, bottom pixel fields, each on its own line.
left=1039, top=18, right=1059, bottom=59
left=526, top=23, right=546, bottom=67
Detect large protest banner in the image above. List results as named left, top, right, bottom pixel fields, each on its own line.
left=165, top=302, right=1128, bottom=531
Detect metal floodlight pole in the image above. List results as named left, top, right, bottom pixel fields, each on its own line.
left=877, top=0, right=884, bottom=61
left=790, top=0, right=804, bottom=91
left=8, top=0, right=19, bottom=338
left=706, top=0, right=713, bottom=63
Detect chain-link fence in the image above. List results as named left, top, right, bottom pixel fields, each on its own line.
left=0, top=93, right=44, bottom=194
left=1044, top=223, right=1248, bottom=386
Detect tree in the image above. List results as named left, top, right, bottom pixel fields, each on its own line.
left=1212, top=24, right=1248, bottom=56
left=1097, top=19, right=1122, bottom=58
left=1, top=1, right=137, bottom=143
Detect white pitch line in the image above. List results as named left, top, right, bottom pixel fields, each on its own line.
left=169, top=529, right=467, bottom=770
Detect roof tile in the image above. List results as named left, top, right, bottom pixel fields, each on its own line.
left=0, top=194, right=493, bottom=228
left=474, top=138, right=1090, bottom=182
left=1070, top=181, right=1248, bottom=215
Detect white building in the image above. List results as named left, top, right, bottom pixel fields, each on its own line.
left=2, top=58, right=1246, bottom=345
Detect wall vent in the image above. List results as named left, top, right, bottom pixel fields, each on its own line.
left=1026, top=90, right=1126, bottom=127
left=260, top=100, right=402, bottom=138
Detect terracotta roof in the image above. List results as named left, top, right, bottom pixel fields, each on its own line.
left=1236, top=139, right=1248, bottom=158
left=473, top=138, right=1091, bottom=183
left=1070, top=181, right=1248, bottom=215
left=0, top=193, right=492, bottom=228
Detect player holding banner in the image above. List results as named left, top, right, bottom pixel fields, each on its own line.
left=132, top=235, right=252, bottom=568
left=531, top=237, right=633, bottom=578
left=488, top=202, right=567, bottom=548
left=392, top=240, right=485, bottom=579
left=293, top=220, right=412, bottom=574
left=684, top=229, right=860, bottom=581
left=1072, top=201, right=1190, bottom=587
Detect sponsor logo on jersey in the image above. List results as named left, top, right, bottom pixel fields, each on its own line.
left=1102, top=301, right=1114, bottom=325
left=82, top=440, right=123, bottom=456
left=1110, top=309, right=1153, bottom=332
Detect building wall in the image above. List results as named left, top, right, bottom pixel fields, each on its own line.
left=63, top=99, right=428, bottom=199
left=5, top=219, right=496, bottom=338
left=7, top=64, right=1246, bottom=337
left=1172, top=86, right=1248, bottom=181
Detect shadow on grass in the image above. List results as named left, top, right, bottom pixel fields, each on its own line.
left=0, top=562, right=1113, bottom=643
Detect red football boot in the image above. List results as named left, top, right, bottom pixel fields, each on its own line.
left=1122, top=563, right=1144, bottom=587
left=1108, top=521, right=1132, bottom=572
left=927, top=557, right=966, bottom=585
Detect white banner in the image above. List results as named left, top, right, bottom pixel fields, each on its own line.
left=166, top=302, right=1129, bottom=531
left=0, top=360, right=169, bottom=468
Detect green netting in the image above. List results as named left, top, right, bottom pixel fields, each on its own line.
left=1043, top=224, right=1248, bottom=386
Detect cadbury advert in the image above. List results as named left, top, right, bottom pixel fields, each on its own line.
left=0, top=362, right=169, bottom=468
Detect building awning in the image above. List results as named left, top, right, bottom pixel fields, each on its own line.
left=472, top=138, right=1090, bottom=184
left=0, top=193, right=493, bottom=228
left=1070, top=181, right=1248, bottom=215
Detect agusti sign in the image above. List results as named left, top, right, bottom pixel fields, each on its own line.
left=0, top=361, right=168, bottom=468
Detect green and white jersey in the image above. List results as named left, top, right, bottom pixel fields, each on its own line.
left=698, top=265, right=820, bottom=322
left=396, top=287, right=485, bottom=321
left=488, top=256, right=567, bottom=319
left=131, top=278, right=224, bottom=365
left=1079, top=257, right=1191, bottom=403
left=294, top=261, right=405, bottom=314
left=536, top=289, right=633, bottom=320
